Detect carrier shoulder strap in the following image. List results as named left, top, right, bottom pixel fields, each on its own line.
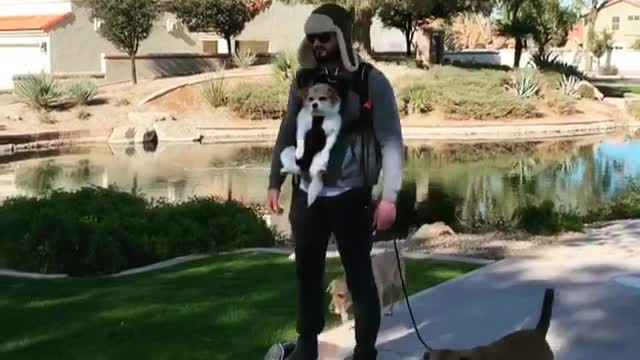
left=355, top=62, right=374, bottom=130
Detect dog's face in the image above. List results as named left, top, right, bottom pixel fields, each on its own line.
left=428, top=349, right=477, bottom=360
left=327, top=278, right=352, bottom=316
left=300, top=83, right=340, bottom=115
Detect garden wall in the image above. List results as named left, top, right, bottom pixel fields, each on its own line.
left=103, top=53, right=272, bottom=83
left=443, top=48, right=640, bottom=76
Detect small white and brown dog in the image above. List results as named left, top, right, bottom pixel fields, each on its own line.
left=327, top=250, right=408, bottom=323
left=280, top=82, right=342, bottom=206
left=327, top=277, right=352, bottom=323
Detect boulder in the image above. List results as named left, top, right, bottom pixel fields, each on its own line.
left=0, top=144, right=15, bottom=155
left=154, top=122, right=202, bottom=143
left=412, top=222, right=456, bottom=241
left=108, top=126, right=157, bottom=145
left=577, top=81, right=605, bottom=101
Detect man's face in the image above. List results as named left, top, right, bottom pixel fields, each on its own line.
left=306, top=32, right=339, bottom=63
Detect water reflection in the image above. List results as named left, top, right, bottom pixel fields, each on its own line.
left=0, top=138, right=639, bottom=235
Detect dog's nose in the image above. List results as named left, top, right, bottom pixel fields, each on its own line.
left=312, top=102, right=318, bottom=109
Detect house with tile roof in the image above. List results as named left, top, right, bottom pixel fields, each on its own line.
left=593, top=0, right=640, bottom=49
left=0, top=0, right=406, bottom=90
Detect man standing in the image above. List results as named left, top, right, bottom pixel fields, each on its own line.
left=266, top=3, right=404, bottom=359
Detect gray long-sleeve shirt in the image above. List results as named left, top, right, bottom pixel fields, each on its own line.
left=268, top=65, right=404, bottom=203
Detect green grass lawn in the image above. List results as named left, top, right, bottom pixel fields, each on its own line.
left=0, top=252, right=480, bottom=360
left=595, top=84, right=640, bottom=98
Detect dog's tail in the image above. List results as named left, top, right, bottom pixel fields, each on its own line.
left=535, top=288, right=555, bottom=336
left=306, top=176, right=323, bottom=206
left=280, top=146, right=300, bottom=175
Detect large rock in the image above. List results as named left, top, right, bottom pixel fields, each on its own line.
left=0, top=144, right=15, bottom=155
left=154, top=122, right=202, bottom=143
left=577, top=81, right=605, bottom=101
left=108, top=126, right=157, bottom=145
left=412, top=222, right=456, bottom=242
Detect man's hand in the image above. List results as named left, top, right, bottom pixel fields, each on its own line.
left=267, top=189, right=283, bottom=214
left=375, top=200, right=396, bottom=230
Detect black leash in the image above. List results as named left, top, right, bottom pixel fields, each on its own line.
left=374, top=229, right=434, bottom=355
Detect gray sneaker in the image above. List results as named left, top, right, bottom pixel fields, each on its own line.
left=264, top=341, right=296, bottom=360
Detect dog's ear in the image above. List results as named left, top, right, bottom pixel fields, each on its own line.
left=298, top=86, right=309, bottom=101
left=327, top=85, right=340, bottom=105
left=326, top=280, right=334, bottom=293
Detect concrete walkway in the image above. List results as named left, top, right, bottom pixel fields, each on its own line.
left=317, top=220, right=640, bottom=360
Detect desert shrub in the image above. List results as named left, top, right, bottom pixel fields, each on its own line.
left=584, top=180, right=640, bottom=222
left=227, top=81, right=289, bottom=119
left=396, top=67, right=538, bottom=119
left=0, top=187, right=275, bottom=276
left=512, top=69, right=540, bottom=99
left=514, top=200, right=583, bottom=235
left=397, top=84, right=434, bottom=115
left=271, top=51, right=299, bottom=84
left=67, top=78, right=98, bottom=105
left=430, top=66, right=511, bottom=90
left=627, top=101, right=640, bottom=119
left=546, top=91, right=579, bottom=115
left=76, top=107, right=92, bottom=120
left=202, top=76, right=227, bottom=108
left=558, top=75, right=581, bottom=97
left=436, top=86, right=538, bottom=119
left=530, top=52, right=586, bottom=80
left=14, top=72, right=64, bottom=111
left=233, top=48, right=257, bottom=69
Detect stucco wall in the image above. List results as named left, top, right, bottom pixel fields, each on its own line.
left=236, top=1, right=408, bottom=54
left=235, top=1, right=315, bottom=53
left=595, top=2, right=640, bottom=49
left=49, top=6, right=209, bottom=74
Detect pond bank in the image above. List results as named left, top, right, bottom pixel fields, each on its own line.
left=1, top=118, right=635, bottom=154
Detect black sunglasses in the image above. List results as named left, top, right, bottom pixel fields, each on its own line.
left=306, top=32, right=333, bottom=44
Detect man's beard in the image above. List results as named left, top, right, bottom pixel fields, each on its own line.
left=313, top=46, right=339, bottom=64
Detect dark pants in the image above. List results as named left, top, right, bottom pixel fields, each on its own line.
left=289, top=185, right=380, bottom=359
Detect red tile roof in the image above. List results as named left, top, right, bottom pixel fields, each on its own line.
left=0, top=13, right=72, bottom=32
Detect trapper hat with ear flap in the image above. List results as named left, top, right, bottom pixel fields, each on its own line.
left=298, top=3, right=360, bottom=72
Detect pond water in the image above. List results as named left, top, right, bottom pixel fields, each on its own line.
left=1, top=136, right=639, bottom=234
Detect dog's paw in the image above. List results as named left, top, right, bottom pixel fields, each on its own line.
left=295, top=147, right=304, bottom=160
left=309, top=162, right=326, bottom=178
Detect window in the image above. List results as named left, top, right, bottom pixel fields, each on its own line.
left=627, top=15, right=640, bottom=21
left=202, top=40, right=219, bottom=55
left=612, top=16, right=620, bottom=30
left=235, top=40, right=270, bottom=55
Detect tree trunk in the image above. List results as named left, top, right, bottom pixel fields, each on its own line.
left=404, top=28, right=412, bottom=57
left=514, top=37, right=523, bottom=68
left=585, top=9, right=599, bottom=72
left=226, top=36, right=233, bottom=56
left=130, top=55, right=137, bottom=85
left=353, top=8, right=374, bottom=58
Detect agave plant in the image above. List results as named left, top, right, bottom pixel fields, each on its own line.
left=558, top=74, right=581, bottom=97
left=271, top=51, right=298, bottom=84
left=232, top=48, right=257, bottom=69
left=67, top=78, right=98, bottom=106
left=513, top=70, right=540, bottom=99
left=14, top=72, right=63, bottom=111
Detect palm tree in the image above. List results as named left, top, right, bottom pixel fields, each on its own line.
left=576, top=0, right=608, bottom=71
left=496, top=0, right=537, bottom=68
